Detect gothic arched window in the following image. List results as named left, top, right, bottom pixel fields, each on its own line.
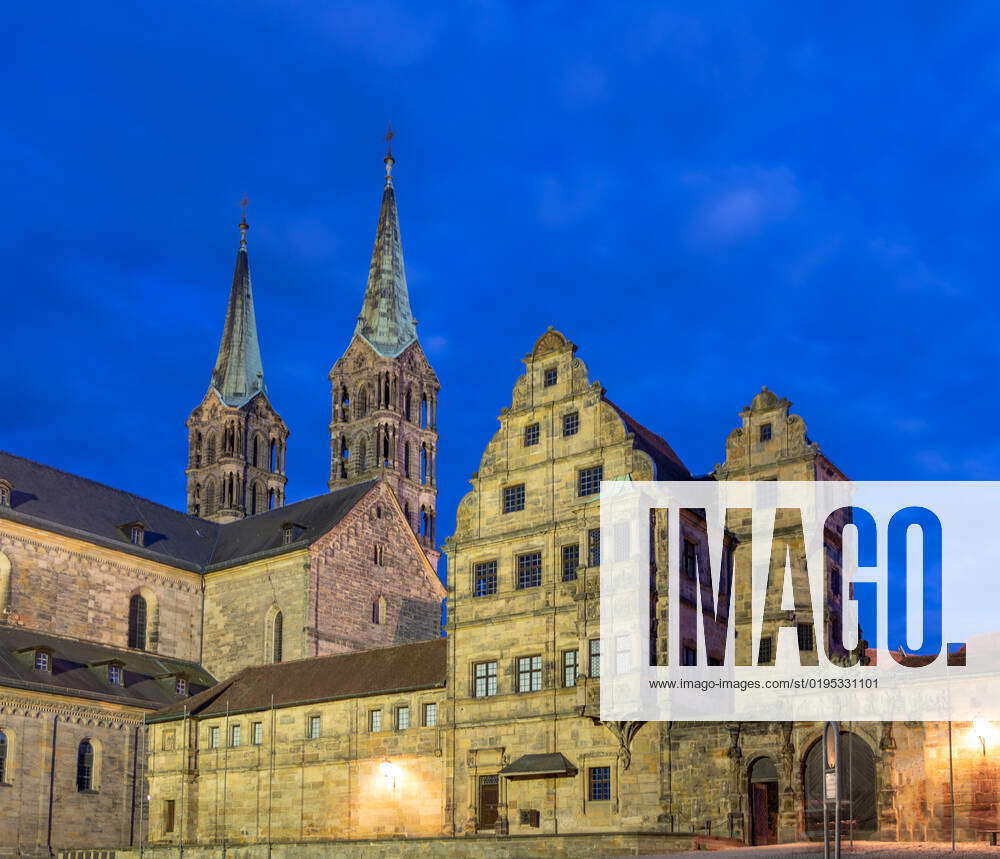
left=0, top=729, right=7, bottom=784
left=128, top=594, right=147, bottom=650
left=268, top=489, right=276, bottom=511
left=194, top=432, right=203, bottom=467
left=357, top=439, right=367, bottom=474
left=404, top=389, right=412, bottom=422
left=206, top=434, right=216, bottom=465
left=372, top=596, right=386, bottom=625
left=272, top=611, right=283, bottom=663
left=76, top=740, right=94, bottom=792
left=356, top=388, right=368, bottom=419
left=269, top=439, right=277, bottom=472
left=404, top=443, right=411, bottom=478
left=420, top=394, right=428, bottom=428
left=420, top=445, right=428, bottom=485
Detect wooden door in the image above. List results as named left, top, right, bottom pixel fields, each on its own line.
left=479, top=775, right=499, bottom=829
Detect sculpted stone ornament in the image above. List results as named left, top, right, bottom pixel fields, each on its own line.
left=607, top=720, right=645, bottom=770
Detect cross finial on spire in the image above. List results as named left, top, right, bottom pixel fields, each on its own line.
left=384, top=123, right=395, bottom=183
left=238, top=196, right=250, bottom=247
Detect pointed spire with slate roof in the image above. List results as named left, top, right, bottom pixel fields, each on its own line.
left=353, top=125, right=419, bottom=359
left=210, top=203, right=267, bottom=407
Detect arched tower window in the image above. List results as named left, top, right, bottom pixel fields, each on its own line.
left=194, top=432, right=203, bottom=467
left=272, top=611, right=283, bottom=663
left=128, top=594, right=147, bottom=650
left=0, top=729, right=7, bottom=784
left=206, top=434, right=216, bottom=465
left=421, top=393, right=428, bottom=428
left=268, top=489, right=276, bottom=511
left=404, top=389, right=412, bottom=422
left=404, top=443, right=411, bottom=478
left=372, top=596, right=386, bottom=625
left=382, top=429, right=390, bottom=465
left=420, top=444, right=428, bottom=485
left=76, top=740, right=94, bottom=792
left=339, top=437, right=349, bottom=478
left=251, top=436, right=259, bottom=467
left=340, top=386, right=350, bottom=421
left=356, top=388, right=368, bottom=419
left=269, top=439, right=277, bottom=472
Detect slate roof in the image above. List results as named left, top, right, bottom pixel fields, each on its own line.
left=499, top=752, right=577, bottom=778
left=603, top=398, right=692, bottom=481
left=354, top=163, right=418, bottom=359
left=0, top=626, right=215, bottom=711
left=0, top=450, right=377, bottom=572
left=210, top=222, right=268, bottom=408
left=150, top=637, right=447, bottom=723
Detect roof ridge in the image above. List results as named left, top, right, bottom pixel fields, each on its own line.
left=0, top=626, right=209, bottom=669
left=243, top=635, right=445, bottom=672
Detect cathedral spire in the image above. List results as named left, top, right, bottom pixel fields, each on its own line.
left=210, top=204, right=267, bottom=407
left=353, top=127, right=418, bottom=359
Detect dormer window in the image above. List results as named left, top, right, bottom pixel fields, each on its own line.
left=0, top=479, right=11, bottom=508
left=34, top=650, right=51, bottom=672
left=107, top=663, right=124, bottom=686
left=281, top=524, right=294, bottom=545
left=120, top=521, right=146, bottom=547
left=175, top=676, right=188, bottom=696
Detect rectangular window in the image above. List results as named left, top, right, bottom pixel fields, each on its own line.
left=588, top=766, right=611, bottom=801
left=682, top=645, right=697, bottom=666
left=562, top=650, right=578, bottom=687
left=161, top=730, right=176, bottom=752
left=474, top=560, right=498, bottom=597
left=34, top=651, right=50, bottom=672
left=578, top=465, right=603, bottom=497
left=108, top=664, right=123, bottom=685
left=588, top=528, right=600, bottom=566
left=760, top=422, right=772, bottom=442
left=308, top=715, right=321, bottom=740
left=543, top=367, right=558, bottom=387
left=164, top=799, right=176, bottom=834
left=252, top=722, right=263, bottom=745
left=396, top=706, right=410, bottom=730
left=759, top=637, right=773, bottom=664
left=208, top=726, right=220, bottom=749
left=369, top=709, right=382, bottom=732
left=423, top=702, right=438, bottom=727
left=682, top=539, right=697, bottom=580
left=516, top=551, right=542, bottom=589
left=516, top=655, right=542, bottom=693
left=175, top=677, right=187, bottom=696
left=561, top=543, right=580, bottom=581
left=230, top=724, right=241, bottom=748
left=588, top=639, right=601, bottom=678
left=797, top=623, right=815, bottom=651
left=562, top=411, right=579, bottom=436
left=473, top=661, right=498, bottom=697
left=523, top=423, right=539, bottom=446
left=503, top=483, right=525, bottom=513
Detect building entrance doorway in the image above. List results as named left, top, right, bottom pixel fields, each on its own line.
left=478, top=774, right=499, bottom=830
left=803, top=730, right=877, bottom=838
left=748, top=757, right=779, bottom=845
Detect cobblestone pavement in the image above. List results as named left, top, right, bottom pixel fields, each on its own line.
left=643, top=842, right=1000, bottom=858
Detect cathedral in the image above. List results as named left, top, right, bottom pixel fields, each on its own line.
left=0, top=146, right=995, bottom=856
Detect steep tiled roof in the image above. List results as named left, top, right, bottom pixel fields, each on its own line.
left=603, top=399, right=691, bottom=481
left=210, top=220, right=267, bottom=407
left=0, top=450, right=377, bottom=572
left=0, top=626, right=215, bottom=710
left=150, top=637, right=447, bottom=722
left=353, top=160, right=418, bottom=358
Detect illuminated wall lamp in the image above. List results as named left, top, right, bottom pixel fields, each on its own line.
left=973, top=716, right=991, bottom=757
left=380, top=757, right=399, bottom=789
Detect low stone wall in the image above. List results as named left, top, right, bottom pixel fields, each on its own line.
left=61, top=832, right=696, bottom=858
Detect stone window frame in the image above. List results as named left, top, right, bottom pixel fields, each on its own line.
left=251, top=721, right=264, bottom=746
left=0, top=725, right=16, bottom=786
left=561, top=543, right=580, bottom=581
left=588, top=638, right=601, bottom=679
left=562, top=649, right=578, bottom=688
left=161, top=729, right=176, bottom=752
left=368, top=709, right=382, bottom=733
left=472, top=559, right=498, bottom=597
left=514, top=654, right=543, bottom=693
left=515, top=551, right=543, bottom=590
left=577, top=464, right=603, bottom=497
left=395, top=704, right=411, bottom=731
left=562, top=411, right=580, bottom=437
left=523, top=422, right=540, bottom=447
left=797, top=622, right=815, bottom=651
left=422, top=701, right=438, bottom=727
left=472, top=660, right=499, bottom=698
left=76, top=737, right=102, bottom=793
left=759, top=422, right=773, bottom=443
left=33, top=649, right=52, bottom=673
left=306, top=713, right=322, bottom=740
left=229, top=723, right=242, bottom=748
left=587, top=528, right=600, bottom=567
left=502, top=483, right=526, bottom=514
left=208, top=725, right=221, bottom=749
left=586, top=763, right=613, bottom=803
left=543, top=366, right=558, bottom=387
left=759, top=636, right=774, bottom=665
left=163, top=798, right=176, bottom=834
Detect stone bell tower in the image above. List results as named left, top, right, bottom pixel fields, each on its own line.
left=185, top=207, right=289, bottom=523
left=328, top=132, right=440, bottom=567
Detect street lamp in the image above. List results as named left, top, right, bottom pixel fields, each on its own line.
left=380, top=757, right=399, bottom=789
left=973, top=717, right=990, bottom=757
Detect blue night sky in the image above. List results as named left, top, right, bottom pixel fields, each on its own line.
left=3, top=3, right=998, bottom=578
